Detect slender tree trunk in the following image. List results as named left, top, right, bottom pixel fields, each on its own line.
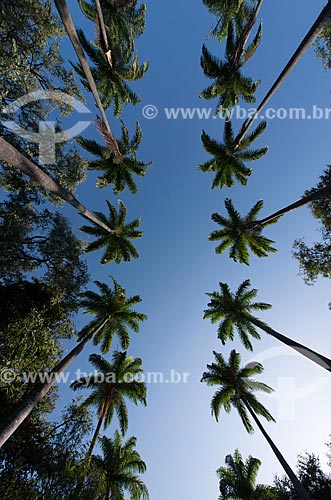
left=0, top=137, right=113, bottom=233
left=94, top=0, right=112, bottom=67
left=235, top=1, right=331, bottom=147
left=233, top=0, right=263, bottom=66
left=244, top=401, right=311, bottom=500
left=53, top=0, right=120, bottom=155
left=0, top=317, right=109, bottom=448
left=86, top=413, right=104, bottom=459
left=247, top=315, right=331, bottom=372
left=254, top=184, right=331, bottom=226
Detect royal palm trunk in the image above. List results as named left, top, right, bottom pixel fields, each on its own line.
left=0, top=317, right=109, bottom=448
left=254, top=185, right=331, bottom=226
left=245, top=401, right=311, bottom=500
left=247, top=314, right=331, bottom=371
left=54, top=0, right=119, bottom=155
left=0, top=138, right=113, bottom=233
left=235, top=1, right=331, bottom=146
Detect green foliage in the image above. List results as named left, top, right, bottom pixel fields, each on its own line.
left=293, top=231, right=331, bottom=286
left=203, top=279, right=272, bottom=350
left=314, top=26, right=331, bottom=69
left=201, top=349, right=275, bottom=433
left=72, top=25, right=148, bottom=116
left=200, top=18, right=262, bottom=113
left=0, top=0, right=88, bottom=199
left=0, top=0, right=81, bottom=105
left=80, top=200, right=142, bottom=264
left=71, top=351, right=147, bottom=436
left=293, top=166, right=331, bottom=287
left=76, top=119, right=151, bottom=194
left=0, top=191, right=89, bottom=312
left=198, top=119, right=268, bottom=188
left=203, top=0, right=253, bottom=40
left=78, top=277, right=147, bottom=353
left=274, top=453, right=331, bottom=499
left=92, top=431, right=149, bottom=500
left=217, top=449, right=261, bottom=499
left=78, top=0, right=147, bottom=42
left=209, top=198, right=278, bottom=264
left=0, top=398, right=96, bottom=500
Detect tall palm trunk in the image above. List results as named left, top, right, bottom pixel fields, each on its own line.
left=53, top=0, right=120, bottom=155
left=254, top=185, right=331, bottom=226
left=244, top=401, right=311, bottom=500
left=247, top=315, right=331, bottom=371
left=0, top=138, right=113, bottom=233
left=95, top=0, right=112, bottom=67
left=235, top=1, right=331, bottom=146
left=233, top=0, right=263, bottom=67
left=87, top=413, right=104, bottom=459
left=0, top=317, right=109, bottom=448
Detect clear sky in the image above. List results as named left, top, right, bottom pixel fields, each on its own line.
left=55, top=1, right=331, bottom=498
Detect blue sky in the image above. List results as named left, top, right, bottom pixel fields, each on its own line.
left=54, top=1, right=331, bottom=498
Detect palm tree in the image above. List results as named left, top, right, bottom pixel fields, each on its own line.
left=73, top=26, right=148, bottom=116
left=200, top=5, right=262, bottom=114
left=204, top=279, right=331, bottom=371
left=54, top=0, right=120, bottom=154
left=80, top=199, right=142, bottom=264
left=0, top=278, right=146, bottom=448
left=217, top=449, right=261, bottom=500
left=209, top=166, right=331, bottom=263
left=201, top=350, right=311, bottom=500
left=209, top=198, right=278, bottom=264
left=78, top=0, right=147, bottom=44
left=76, top=118, right=151, bottom=194
left=197, top=119, right=268, bottom=189
left=94, top=0, right=112, bottom=67
left=71, top=351, right=147, bottom=459
left=0, top=137, right=113, bottom=233
left=234, top=1, right=331, bottom=147
left=92, top=431, right=149, bottom=500
left=202, top=0, right=250, bottom=40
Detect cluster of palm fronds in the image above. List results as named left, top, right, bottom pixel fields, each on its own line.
left=199, top=2, right=331, bottom=499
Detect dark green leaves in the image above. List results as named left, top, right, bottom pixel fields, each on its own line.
left=76, top=119, right=151, bottom=194
left=198, top=119, right=268, bottom=189
left=80, top=200, right=142, bottom=265
left=201, top=349, right=275, bottom=432
left=78, top=277, right=147, bottom=352
left=203, top=280, right=272, bottom=351
left=209, top=198, right=278, bottom=264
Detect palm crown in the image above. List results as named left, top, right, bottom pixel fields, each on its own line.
left=202, top=0, right=251, bottom=40
left=217, top=449, right=261, bottom=500
left=77, top=118, right=151, bottom=194
left=201, top=349, right=275, bottom=433
left=209, top=198, right=278, bottom=264
left=204, top=280, right=271, bottom=351
left=71, top=351, right=147, bottom=436
left=73, top=27, right=148, bottom=116
left=78, top=0, right=147, bottom=43
left=198, top=119, right=268, bottom=189
left=200, top=18, right=262, bottom=114
left=92, top=431, right=149, bottom=500
left=78, top=277, right=147, bottom=353
left=80, top=200, right=142, bottom=264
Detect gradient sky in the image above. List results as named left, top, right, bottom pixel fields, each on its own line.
left=54, top=1, right=331, bottom=498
